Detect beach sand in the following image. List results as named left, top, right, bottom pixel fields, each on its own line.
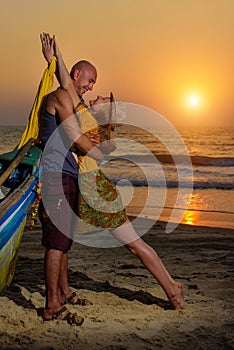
left=0, top=217, right=233, bottom=350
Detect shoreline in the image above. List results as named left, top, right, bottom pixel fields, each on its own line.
left=0, top=217, right=233, bottom=349
left=127, top=209, right=234, bottom=231
left=124, top=187, right=234, bottom=231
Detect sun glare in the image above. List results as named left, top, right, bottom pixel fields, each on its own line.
left=189, top=96, right=199, bottom=106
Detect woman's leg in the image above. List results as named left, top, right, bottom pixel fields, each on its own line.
left=113, top=221, right=184, bottom=309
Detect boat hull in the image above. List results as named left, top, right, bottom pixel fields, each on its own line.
left=0, top=145, right=41, bottom=293
left=0, top=217, right=26, bottom=291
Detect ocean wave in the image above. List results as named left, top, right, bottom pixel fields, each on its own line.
left=190, top=156, right=234, bottom=167
left=107, top=154, right=234, bottom=167
left=112, top=178, right=234, bottom=190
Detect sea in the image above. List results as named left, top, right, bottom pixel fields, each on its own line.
left=1, top=125, right=233, bottom=230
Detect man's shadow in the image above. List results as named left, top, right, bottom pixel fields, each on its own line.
left=2, top=256, right=172, bottom=310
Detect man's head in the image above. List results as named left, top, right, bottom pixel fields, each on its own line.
left=70, top=60, right=97, bottom=97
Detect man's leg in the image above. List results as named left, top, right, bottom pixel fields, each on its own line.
left=57, top=174, right=77, bottom=303
left=58, top=252, right=73, bottom=303
left=43, top=248, right=84, bottom=324
left=44, top=248, right=63, bottom=316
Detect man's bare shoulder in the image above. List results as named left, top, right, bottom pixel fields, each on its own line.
left=52, top=88, right=72, bottom=105
left=45, top=88, right=73, bottom=113
left=44, top=88, right=74, bottom=117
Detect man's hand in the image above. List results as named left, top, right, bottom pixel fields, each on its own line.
left=54, top=39, right=62, bottom=60
left=40, top=32, right=55, bottom=64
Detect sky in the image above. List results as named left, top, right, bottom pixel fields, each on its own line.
left=0, top=0, right=233, bottom=127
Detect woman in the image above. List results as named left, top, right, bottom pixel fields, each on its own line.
left=41, top=33, right=185, bottom=310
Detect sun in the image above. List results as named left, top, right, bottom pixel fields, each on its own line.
left=188, top=95, right=199, bottom=106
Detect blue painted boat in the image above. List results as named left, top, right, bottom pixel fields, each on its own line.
left=0, top=141, right=41, bottom=292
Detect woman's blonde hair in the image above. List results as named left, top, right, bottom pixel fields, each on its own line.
left=96, top=92, right=116, bottom=154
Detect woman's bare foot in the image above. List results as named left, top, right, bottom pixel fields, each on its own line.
left=169, top=282, right=185, bottom=310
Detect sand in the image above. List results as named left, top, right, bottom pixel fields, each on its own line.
left=0, top=217, right=233, bottom=350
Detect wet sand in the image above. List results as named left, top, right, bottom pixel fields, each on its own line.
left=0, top=217, right=233, bottom=350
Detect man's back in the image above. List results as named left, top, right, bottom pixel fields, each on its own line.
left=39, top=89, right=78, bottom=178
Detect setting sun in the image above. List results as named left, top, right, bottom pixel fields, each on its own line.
left=177, top=91, right=207, bottom=125
left=189, top=96, right=199, bottom=106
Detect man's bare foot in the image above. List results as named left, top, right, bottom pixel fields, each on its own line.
left=169, top=282, right=185, bottom=310
left=61, top=291, right=93, bottom=306
left=59, top=291, right=72, bottom=305
left=43, top=305, right=67, bottom=321
left=43, top=305, right=84, bottom=325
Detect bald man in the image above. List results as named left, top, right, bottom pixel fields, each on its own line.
left=39, top=34, right=103, bottom=322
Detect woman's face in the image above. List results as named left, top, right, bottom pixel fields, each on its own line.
left=89, top=96, right=110, bottom=112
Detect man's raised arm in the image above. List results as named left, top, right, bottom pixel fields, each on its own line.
left=54, top=89, right=103, bottom=163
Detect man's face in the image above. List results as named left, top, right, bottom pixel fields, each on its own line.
left=75, top=66, right=97, bottom=96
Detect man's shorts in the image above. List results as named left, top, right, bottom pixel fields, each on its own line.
left=39, top=173, right=78, bottom=253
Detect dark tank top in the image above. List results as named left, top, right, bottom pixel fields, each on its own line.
left=39, top=109, right=78, bottom=179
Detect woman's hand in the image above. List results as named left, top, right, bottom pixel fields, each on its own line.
left=40, top=32, right=55, bottom=64
left=87, top=132, right=101, bottom=146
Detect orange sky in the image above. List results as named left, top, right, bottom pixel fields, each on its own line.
left=0, top=0, right=233, bottom=127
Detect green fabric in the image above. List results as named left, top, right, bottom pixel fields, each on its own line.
left=0, top=146, right=41, bottom=167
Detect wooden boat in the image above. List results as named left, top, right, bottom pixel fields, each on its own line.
left=0, top=139, right=41, bottom=293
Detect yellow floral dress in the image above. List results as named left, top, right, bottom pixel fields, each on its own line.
left=75, top=103, right=128, bottom=233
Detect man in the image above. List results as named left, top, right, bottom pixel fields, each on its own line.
left=39, top=33, right=103, bottom=322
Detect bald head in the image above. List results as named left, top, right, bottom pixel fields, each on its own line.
left=70, top=60, right=96, bottom=79
left=70, top=60, right=97, bottom=96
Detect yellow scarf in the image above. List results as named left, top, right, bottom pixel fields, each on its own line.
left=17, top=57, right=57, bottom=149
